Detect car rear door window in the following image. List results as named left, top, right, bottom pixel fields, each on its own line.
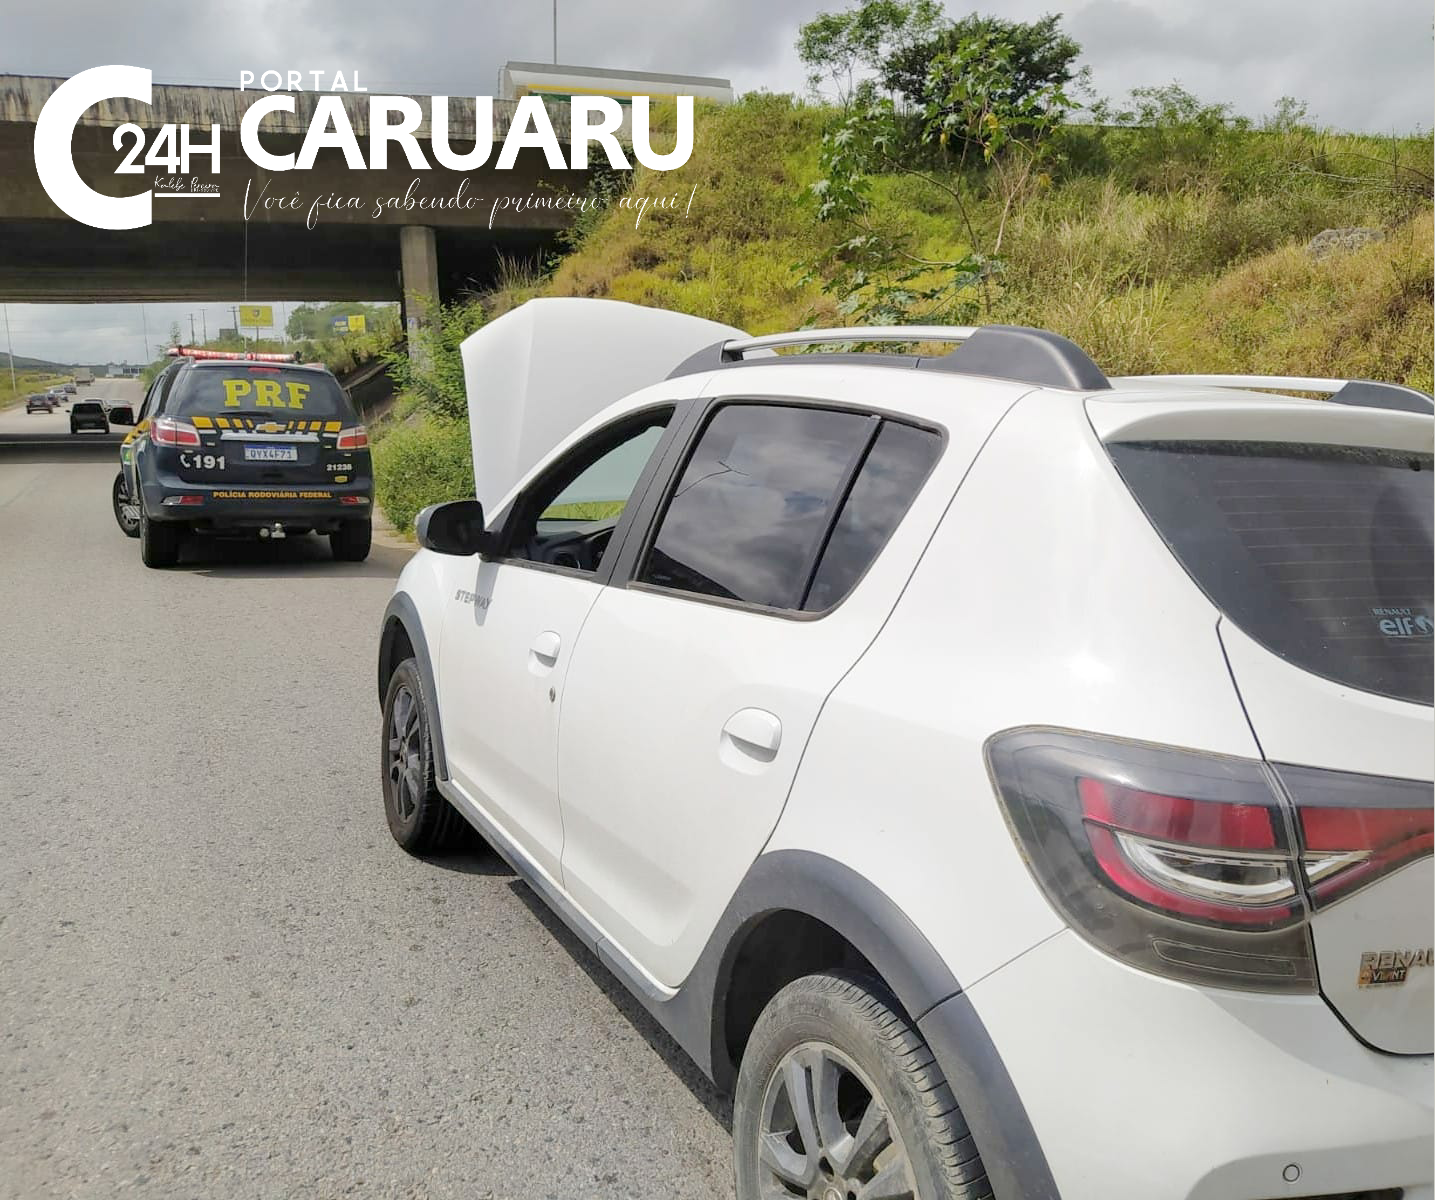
left=803, top=420, right=942, bottom=612
left=637, top=403, right=941, bottom=613
left=639, top=404, right=875, bottom=610
left=1109, top=440, right=1433, bottom=705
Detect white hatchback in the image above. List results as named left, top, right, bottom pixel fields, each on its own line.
left=377, top=299, right=1433, bottom=1200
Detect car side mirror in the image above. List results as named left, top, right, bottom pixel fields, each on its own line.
left=107, top=406, right=135, bottom=425
left=415, top=499, right=495, bottom=557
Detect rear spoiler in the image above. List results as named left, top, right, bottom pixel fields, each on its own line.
left=1119, top=374, right=1433, bottom=416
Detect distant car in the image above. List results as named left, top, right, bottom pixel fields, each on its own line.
left=25, top=393, right=57, bottom=413
left=69, top=400, right=110, bottom=434
left=63, top=383, right=77, bottom=394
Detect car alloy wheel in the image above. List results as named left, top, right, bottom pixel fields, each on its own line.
left=386, top=683, right=423, bottom=828
left=758, top=1042, right=915, bottom=1200
left=112, top=473, right=141, bottom=536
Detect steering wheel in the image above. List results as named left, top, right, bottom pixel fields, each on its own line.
left=538, top=524, right=614, bottom=571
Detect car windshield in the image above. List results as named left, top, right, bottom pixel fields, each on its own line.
left=170, top=366, right=351, bottom=418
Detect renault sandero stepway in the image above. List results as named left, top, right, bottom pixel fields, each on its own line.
left=376, top=300, right=1433, bottom=1200
left=110, top=348, right=373, bottom=567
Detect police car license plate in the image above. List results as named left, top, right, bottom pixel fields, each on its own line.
left=244, top=445, right=298, bottom=462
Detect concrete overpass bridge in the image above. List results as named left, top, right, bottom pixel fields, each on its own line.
left=0, top=75, right=594, bottom=312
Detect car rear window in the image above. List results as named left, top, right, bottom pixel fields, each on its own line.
left=1109, top=440, right=1433, bottom=705
left=170, top=367, right=351, bottom=417
left=73, top=402, right=103, bottom=414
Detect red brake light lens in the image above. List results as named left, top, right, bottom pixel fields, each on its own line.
left=1299, top=805, right=1435, bottom=907
left=150, top=416, right=201, bottom=447
left=336, top=425, right=368, bottom=451
left=1078, top=780, right=1297, bottom=927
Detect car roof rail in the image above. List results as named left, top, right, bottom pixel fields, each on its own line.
left=1119, top=374, right=1434, bottom=416
left=668, top=324, right=1112, bottom=391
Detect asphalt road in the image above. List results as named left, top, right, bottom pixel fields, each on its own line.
left=0, top=377, right=134, bottom=444
left=0, top=410, right=734, bottom=1198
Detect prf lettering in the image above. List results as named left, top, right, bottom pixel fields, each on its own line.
left=221, top=378, right=311, bottom=408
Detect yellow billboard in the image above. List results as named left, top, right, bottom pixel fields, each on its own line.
left=347, top=314, right=366, bottom=333
left=238, top=305, right=274, bottom=328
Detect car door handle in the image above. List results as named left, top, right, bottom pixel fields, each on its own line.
left=722, top=708, right=782, bottom=759
left=529, top=630, right=562, bottom=669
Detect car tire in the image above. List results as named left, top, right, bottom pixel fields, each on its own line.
left=139, top=511, right=181, bottom=568
left=331, top=518, right=372, bottom=562
left=734, top=971, right=990, bottom=1200
left=113, top=472, right=141, bottom=538
left=381, top=658, right=465, bottom=854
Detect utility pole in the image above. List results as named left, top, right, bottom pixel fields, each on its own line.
left=553, top=0, right=558, bottom=63
left=2, top=304, right=16, bottom=397
left=188, top=313, right=197, bottom=345
left=201, top=310, right=208, bottom=344
left=140, top=303, right=150, bottom=362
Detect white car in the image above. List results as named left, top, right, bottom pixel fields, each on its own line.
left=377, top=299, right=1433, bottom=1200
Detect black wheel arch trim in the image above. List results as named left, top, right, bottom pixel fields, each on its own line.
left=378, top=593, right=450, bottom=782
left=627, top=849, right=1060, bottom=1200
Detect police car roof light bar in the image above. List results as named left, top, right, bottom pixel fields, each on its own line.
left=166, top=346, right=301, bottom=364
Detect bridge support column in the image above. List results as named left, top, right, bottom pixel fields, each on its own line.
left=399, top=225, right=440, bottom=364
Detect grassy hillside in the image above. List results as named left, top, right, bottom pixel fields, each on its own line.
left=537, top=94, right=1432, bottom=385
left=374, top=94, right=1433, bottom=529
left=0, top=370, right=76, bottom=410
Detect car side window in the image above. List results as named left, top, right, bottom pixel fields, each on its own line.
left=637, top=403, right=877, bottom=610
left=637, top=403, right=941, bottom=614
left=503, top=408, right=673, bottom=576
left=802, top=420, right=942, bottom=611
left=137, top=369, right=169, bottom=422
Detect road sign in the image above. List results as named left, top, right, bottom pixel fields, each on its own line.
left=330, top=314, right=368, bottom=336
left=238, top=305, right=274, bottom=328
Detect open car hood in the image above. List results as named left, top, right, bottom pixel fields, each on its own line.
left=460, top=298, right=747, bottom=513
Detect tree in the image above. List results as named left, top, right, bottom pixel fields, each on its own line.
left=797, top=0, right=943, bottom=102
left=803, top=23, right=1074, bottom=324
left=883, top=12, right=1084, bottom=137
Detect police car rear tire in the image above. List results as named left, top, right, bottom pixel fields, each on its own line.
left=113, top=472, right=141, bottom=538
left=140, top=512, right=181, bottom=568
left=382, top=658, right=464, bottom=854
left=331, top=519, right=372, bottom=562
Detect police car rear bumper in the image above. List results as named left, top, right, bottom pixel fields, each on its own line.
left=140, top=476, right=374, bottom=529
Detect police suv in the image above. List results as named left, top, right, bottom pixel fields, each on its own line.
left=110, top=348, right=373, bottom=567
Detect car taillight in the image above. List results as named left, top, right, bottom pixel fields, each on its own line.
left=1271, top=762, right=1435, bottom=910
left=1077, top=779, right=1300, bottom=926
left=987, top=729, right=1317, bottom=992
left=988, top=731, right=1435, bottom=994
left=150, top=416, right=201, bottom=447
left=336, top=425, right=368, bottom=451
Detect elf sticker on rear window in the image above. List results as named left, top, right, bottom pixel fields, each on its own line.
left=1372, top=607, right=1433, bottom=639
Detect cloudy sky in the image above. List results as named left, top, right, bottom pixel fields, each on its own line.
left=3, top=0, right=1430, bottom=364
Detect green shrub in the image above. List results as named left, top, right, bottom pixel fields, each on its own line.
left=381, top=297, right=486, bottom=422
left=373, top=418, right=474, bottom=533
